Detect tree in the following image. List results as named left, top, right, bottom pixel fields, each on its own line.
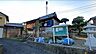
left=72, top=16, right=86, bottom=36
left=61, top=18, right=69, bottom=24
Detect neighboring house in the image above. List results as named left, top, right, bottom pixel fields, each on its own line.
left=0, top=12, right=9, bottom=38
left=87, top=16, right=96, bottom=37
left=4, top=23, right=23, bottom=38
left=87, top=16, right=96, bottom=25
left=23, top=19, right=38, bottom=37
left=24, top=12, right=61, bottom=37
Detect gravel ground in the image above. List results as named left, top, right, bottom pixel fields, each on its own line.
left=0, top=39, right=54, bottom=54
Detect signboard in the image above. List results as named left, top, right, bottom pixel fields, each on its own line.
left=53, top=26, right=67, bottom=36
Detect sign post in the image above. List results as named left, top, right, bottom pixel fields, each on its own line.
left=52, top=23, right=69, bottom=43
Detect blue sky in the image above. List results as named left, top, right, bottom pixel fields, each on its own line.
left=0, top=0, right=96, bottom=24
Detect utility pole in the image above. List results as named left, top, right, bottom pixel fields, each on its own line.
left=46, top=0, right=48, bottom=15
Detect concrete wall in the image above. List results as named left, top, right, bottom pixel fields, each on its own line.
left=6, top=27, right=22, bottom=38
left=28, top=42, right=96, bottom=54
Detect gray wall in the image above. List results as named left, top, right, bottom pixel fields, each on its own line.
left=28, top=42, right=96, bottom=54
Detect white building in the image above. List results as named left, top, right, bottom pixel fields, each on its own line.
left=0, top=12, right=9, bottom=38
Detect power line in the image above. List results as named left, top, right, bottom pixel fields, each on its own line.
left=69, top=6, right=96, bottom=12
left=57, top=3, right=96, bottom=14
left=70, top=7, right=96, bottom=16
left=57, top=7, right=96, bottom=20
left=58, top=3, right=96, bottom=12
left=56, top=6, right=96, bottom=17
left=59, top=5, right=96, bottom=13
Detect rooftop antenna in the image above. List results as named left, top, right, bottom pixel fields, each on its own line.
left=46, top=0, right=48, bottom=15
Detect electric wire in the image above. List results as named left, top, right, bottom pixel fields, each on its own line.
left=56, top=3, right=96, bottom=14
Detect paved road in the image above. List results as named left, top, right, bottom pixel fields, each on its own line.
left=0, top=39, right=53, bottom=54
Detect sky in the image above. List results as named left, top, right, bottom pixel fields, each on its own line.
left=0, top=0, right=96, bottom=24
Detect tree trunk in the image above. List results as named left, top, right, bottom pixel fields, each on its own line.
left=36, top=20, right=40, bottom=37
left=77, top=25, right=81, bottom=36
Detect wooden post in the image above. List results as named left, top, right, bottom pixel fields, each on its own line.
left=53, top=36, right=55, bottom=43
left=66, top=25, right=69, bottom=45
left=85, top=51, right=87, bottom=54
left=53, top=27, right=55, bottom=43
left=36, top=20, right=40, bottom=37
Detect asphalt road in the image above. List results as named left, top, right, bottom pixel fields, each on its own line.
left=0, top=39, right=53, bottom=54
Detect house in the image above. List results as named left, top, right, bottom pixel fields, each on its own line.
left=38, top=12, right=61, bottom=37
left=86, top=16, right=96, bottom=37
left=87, top=16, right=96, bottom=25
left=23, top=19, right=38, bottom=37
left=0, top=12, right=9, bottom=38
left=24, top=12, right=61, bottom=37
left=4, top=23, right=23, bottom=38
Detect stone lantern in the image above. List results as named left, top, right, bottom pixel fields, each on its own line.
left=83, top=23, right=96, bottom=50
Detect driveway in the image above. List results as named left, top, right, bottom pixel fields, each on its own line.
left=0, top=39, right=53, bottom=54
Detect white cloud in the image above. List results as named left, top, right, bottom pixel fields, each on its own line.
left=0, top=1, right=47, bottom=23
left=0, top=1, right=73, bottom=23
left=0, top=1, right=96, bottom=24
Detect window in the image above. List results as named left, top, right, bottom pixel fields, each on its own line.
left=47, top=20, right=53, bottom=26
left=44, top=23, right=47, bottom=26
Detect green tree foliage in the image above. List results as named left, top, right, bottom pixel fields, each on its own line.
left=61, top=18, right=69, bottom=24
left=72, top=16, right=87, bottom=36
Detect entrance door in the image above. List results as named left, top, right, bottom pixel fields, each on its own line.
left=0, top=28, right=3, bottom=38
